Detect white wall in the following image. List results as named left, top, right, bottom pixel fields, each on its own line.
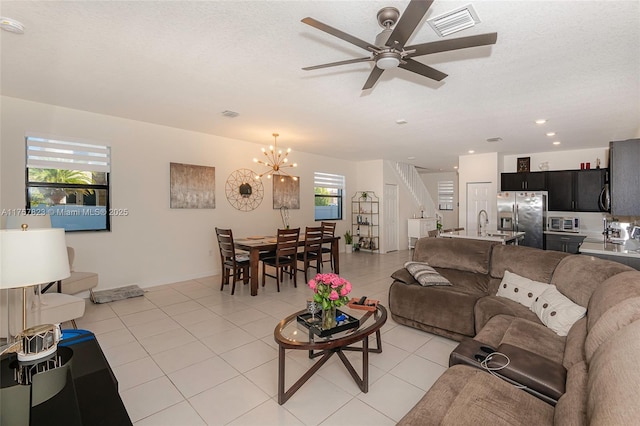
left=502, top=147, right=609, bottom=173
left=458, top=152, right=499, bottom=229
left=0, top=96, right=358, bottom=290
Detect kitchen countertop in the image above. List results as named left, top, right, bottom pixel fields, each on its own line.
left=580, top=239, right=640, bottom=259
left=440, top=229, right=525, bottom=244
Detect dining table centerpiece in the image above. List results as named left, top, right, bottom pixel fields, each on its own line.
left=308, top=273, right=352, bottom=330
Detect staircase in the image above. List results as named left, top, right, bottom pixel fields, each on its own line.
left=391, top=161, right=436, bottom=217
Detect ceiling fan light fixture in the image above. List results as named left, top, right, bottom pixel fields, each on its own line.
left=376, top=54, right=400, bottom=70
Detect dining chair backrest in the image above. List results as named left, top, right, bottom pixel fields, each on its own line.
left=216, top=228, right=235, bottom=261
left=321, top=222, right=336, bottom=240
left=276, top=228, right=300, bottom=258
left=303, top=226, right=324, bottom=255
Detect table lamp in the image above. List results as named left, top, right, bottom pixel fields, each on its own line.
left=1, top=225, right=70, bottom=360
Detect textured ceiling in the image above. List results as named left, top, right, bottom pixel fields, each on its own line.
left=1, top=1, right=639, bottom=171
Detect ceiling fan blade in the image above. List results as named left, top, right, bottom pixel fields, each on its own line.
left=399, top=58, right=448, bottom=81
left=302, top=17, right=378, bottom=52
left=386, top=0, right=434, bottom=48
left=302, top=57, right=373, bottom=71
left=405, top=33, right=498, bottom=58
left=362, top=67, right=385, bottom=90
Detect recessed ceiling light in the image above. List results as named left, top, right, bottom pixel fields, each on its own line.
left=546, top=132, right=556, bottom=137
left=553, top=141, right=561, bottom=145
left=396, top=119, right=408, bottom=125
left=453, top=166, right=459, bottom=169
left=468, top=150, right=475, bottom=154
left=535, top=119, right=547, bottom=125
left=407, top=156, right=416, bottom=160
left=0, top=17, right=25, bottom=34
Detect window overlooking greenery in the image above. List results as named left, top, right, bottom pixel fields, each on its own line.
left=26, top=136, right=111, bottom=232
left=314, top=172, right=344, bottom=221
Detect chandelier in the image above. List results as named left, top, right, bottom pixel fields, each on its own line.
left=253, top=133, right=298, bottom=181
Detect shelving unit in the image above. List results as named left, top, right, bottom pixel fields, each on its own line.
left=352, top=191, right=379, bottom=252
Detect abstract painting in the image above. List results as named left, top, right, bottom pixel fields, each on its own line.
left=170, top=162, right=215, bottom=209
left=273, top=175, right=300, bottom=209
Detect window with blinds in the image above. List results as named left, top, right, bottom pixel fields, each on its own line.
left=314, top=172, right=344, bottom=220
left=438, top=180, right=455, bottom=211
left=25, top=135, right=112, bottom=231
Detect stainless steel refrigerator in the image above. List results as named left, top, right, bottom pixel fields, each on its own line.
left=497, top=191, right=547, bottom=249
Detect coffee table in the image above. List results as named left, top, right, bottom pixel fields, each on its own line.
left=273, top=304, right=387, bottom=404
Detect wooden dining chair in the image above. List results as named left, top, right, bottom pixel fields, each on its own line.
left=215, top=227, right=250, bottom=295
left=320, top=221, right=336, bottom=272
left=427, top=229, right=439, bottom=238
left=261, top=228, right=300, bottom=292
left=296, top=226, right=323, bottom=283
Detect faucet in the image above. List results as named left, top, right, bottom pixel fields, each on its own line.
left=478, top=209, right=489, bottom=236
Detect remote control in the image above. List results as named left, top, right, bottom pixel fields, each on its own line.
left=357, top=296, right=367, bottom=305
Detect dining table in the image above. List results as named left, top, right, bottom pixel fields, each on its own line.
left=234, top=234, right=341, bottom=296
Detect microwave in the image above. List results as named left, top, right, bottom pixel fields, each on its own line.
left=549, top=217, right=580, bottom=232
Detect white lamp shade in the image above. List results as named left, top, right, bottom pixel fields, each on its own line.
left=5, top=214, right=52, bottom=229
left=0, top=228, right=70, bottom=289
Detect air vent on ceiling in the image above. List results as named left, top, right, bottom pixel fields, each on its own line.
left=427, top=4, right=480, bottom=37
left=221, top=110, right=239, bottom=118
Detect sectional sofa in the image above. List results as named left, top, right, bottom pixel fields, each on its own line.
left=388, top=237, right=640, bottom=425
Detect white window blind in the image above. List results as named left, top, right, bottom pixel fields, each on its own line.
left=26, top=135, right=111, bottom=173
left=438, top=180, right=454, bottom=210
left=314, top=172, right=345, bottom=190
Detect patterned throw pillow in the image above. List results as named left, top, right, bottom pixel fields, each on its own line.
left=531, top=285, right=586, bottom=336
left=403, top=261, right=451, bottom=287
left=496, top=270, right=549, bottom=308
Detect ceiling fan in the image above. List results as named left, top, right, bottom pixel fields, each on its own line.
left=301, top=0, right=498, bottom=90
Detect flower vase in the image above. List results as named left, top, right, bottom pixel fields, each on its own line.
left=321, top=305, right=337, bottom=330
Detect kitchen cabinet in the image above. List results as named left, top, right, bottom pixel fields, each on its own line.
left=501, top=172, right=546, bottom=191
left=545, top=233, right=585, bottom=254
left=610, top=139, right=640, bottom=216
left=408, top=218, right=437, bottom=249
left=547, top=169, right=607, bottom=212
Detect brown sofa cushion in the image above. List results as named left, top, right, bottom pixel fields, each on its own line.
left=554, top=361, right=588, bottom=426
left=398, top=364, right=555, bottom=426
left=563, top=316, right=587, bottom=369
left=587, top=319, right=640, bottom=424
left=490, top=244, right=568, bottom=282
left=474, top=296, right=541, bottom=333
left=474, top=315, right=565, bottom=364
left=391, top=268, right=417, bottom=285
left=551, top=255, right=634, bottom=308
left=389, top=268, right=490, bottom=338
left=413, top=237, right=498, bottom=274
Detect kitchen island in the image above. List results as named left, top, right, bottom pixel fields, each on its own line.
left=580, top=239, right=640, bottom=270
left=439, top=229, right=525, bottom=245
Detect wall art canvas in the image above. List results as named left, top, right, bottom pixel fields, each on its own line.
left=273, top=176, right=300, bottom=209
left=170, top=162, right=215, bottom=209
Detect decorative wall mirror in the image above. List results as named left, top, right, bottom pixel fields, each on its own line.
left=225, top=169, right=264, bottom=211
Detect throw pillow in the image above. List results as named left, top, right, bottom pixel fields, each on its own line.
left=403, top=261, right=451, bottom=287
left=496, top=270, right=549, bottom=308
left=531, top=285, right=586, bottom=337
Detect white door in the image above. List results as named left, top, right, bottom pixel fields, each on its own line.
left=384, top=184, right=399, bottom=252
left=466, top=182, right=493, bottom=232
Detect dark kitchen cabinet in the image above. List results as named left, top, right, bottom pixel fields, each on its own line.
left=546, top=169, right=607, bottom=212
left=545, top=234, right=585, bottom=254
left=501, top=172, right=546, bottom=191
left=547, top=171, right=573, bottom=211
left=610, top=139, right=640, bottom=216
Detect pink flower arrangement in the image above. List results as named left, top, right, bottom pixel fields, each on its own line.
left=308, top=273, right=352, bottom=310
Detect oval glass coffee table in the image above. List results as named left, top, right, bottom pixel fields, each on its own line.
left=273, top=304, right=387, bottom=404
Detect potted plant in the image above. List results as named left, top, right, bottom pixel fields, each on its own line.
left=344, top=230, right=353, bottom=253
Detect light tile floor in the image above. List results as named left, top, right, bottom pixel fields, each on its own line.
left=74, top=250, right=458, bottom=425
